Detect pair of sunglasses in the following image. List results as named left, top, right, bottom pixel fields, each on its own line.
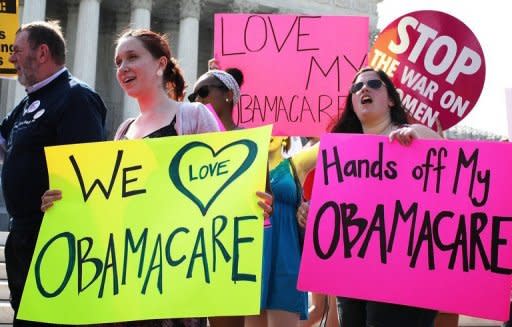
left=188, top=84, right=227, bottom=102
left=350, top=79, right=383, bottom=94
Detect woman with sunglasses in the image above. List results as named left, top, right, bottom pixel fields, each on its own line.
left=40, top=29, right=273, bottom=327
left=191, top=67, right=313, bottom=327
left=297, top=66, right=440, bottom=327
left=189, top=68, right=242, bottom=131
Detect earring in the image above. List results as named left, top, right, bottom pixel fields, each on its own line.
left=281, top=138, right=289, bottom=156
left=281, top=138, right=289, bottom=151
left=167, top=87, right=175, bottom=99
left=225, top=98, right=230, bottom=102
left=157, top=70, right=163, bottom=77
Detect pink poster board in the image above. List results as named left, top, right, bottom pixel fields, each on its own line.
left=214, top=14, right=368, bottom=136
left=298, top=134, right=512, bottom=320
left=370, top=11, right=486, bottom=131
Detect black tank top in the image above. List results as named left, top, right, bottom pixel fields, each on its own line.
left=119, top=116, right=177, bottom=139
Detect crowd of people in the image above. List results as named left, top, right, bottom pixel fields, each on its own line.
left=0, top=19, right=504, bottom=327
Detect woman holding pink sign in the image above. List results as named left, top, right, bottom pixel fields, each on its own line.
left=297, top=66, right=440, bottom=327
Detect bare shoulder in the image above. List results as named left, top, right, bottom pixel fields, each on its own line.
left=409, top=124, right=442, bottom=140
left=292, top=143, right=319, bottom=175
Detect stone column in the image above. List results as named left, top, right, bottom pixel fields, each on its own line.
left=73, top=0, right=101, bottom=88
left=160, top=4, right=180, bottom=72
left=65, top=0, right=79, bottom=71
left=19, top=0, right=46, bottom=24
left=110, top=9, right=129, bottom=131
left=122, top=0, right=152, bottom=121
left=13, top=0, right=47, bottom=105
left=230, top=0, right=259, bottom=13
left=177, top=0, right=200, bottom=92
left=130, top=0, right=151, bottom=29
left=163, top=17, right=179, bottom=59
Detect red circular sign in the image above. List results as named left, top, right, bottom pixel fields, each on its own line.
left=370, top=10, right=485, bottom=130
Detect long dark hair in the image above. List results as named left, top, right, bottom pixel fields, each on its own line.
left=330, top=67, right=408, bottom=134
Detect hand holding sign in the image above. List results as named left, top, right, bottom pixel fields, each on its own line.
left=298, top=134, right=512, bottom=321
left=19, top=126, right=272, bottom=324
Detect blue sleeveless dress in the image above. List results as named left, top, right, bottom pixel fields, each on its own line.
left=261, top=159, right=308, bottom=319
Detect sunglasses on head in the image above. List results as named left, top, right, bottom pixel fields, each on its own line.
left=350, top=79, right=383, bottom=94
left=188, top=84, right=227, bottom=102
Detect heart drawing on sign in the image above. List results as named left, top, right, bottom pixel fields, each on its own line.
left=169, top=139, right=257, bottom=216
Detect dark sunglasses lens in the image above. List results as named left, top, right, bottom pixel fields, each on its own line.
left=188, top=86, right=210, bottom=102
left=197, top=86, right=210, bottom=98
left=350, top=82, right=364, bottom=94
left=350, top=80, right=383, bottom=93
left=367, top=79, right=383, bottom=89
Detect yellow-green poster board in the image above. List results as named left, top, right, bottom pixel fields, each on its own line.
left=0, top=0, right=18, bottom=79
left=18, top=126, right=272, bottom=324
